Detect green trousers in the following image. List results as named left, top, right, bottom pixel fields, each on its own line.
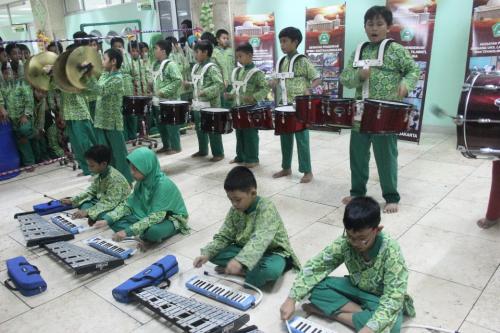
left=310, top=277, right=402, bottom=333
left=210, top=244, right=287, bottom=288
left=280, top=129, right=312, bottom=173
left=192, top=111, right=224, bottom=157
left=13, top=121, right=36, bottom=166
left=235, top=128, right=259, bottom=163
left=46, top=123, right=64, bottom=158
left=152, top=106, right=182, bottom=151
left=109, top=215, right=178, bottom=243
left=94, top=128, right=133, bottom=183
left=79, top=200, right=107, bottom=221
left=88, top=101, right=96, bottom=121
left=65, top=120, right=96, bottom=175
left=124, top=114, right=138, bottom=141
left=350, top=131, right=399, bottom=203
left=31, top=134, right=50, bottom=163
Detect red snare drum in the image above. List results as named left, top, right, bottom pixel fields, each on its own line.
left=274, top=105, right=306, bottom=135
left=251, top=105, right=274, bottom=130
left=322, top=98, right=356, bottom=128
left=231, top=104, right=274, bottom=130
left=457, top=72, right=500, bottom=158
left=294, top=95, right=325, bottom=125
left=159, top=101, right=190, bottom=124
left=122, top=96, right=152, bottom=116
left=200, top=108, right=233, bottom=134
left=360, top=99, right=413, bottom=134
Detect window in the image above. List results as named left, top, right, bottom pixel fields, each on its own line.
left=9, top=1, right=34, bottom=25
left=65, top=0, right=84, bottom=13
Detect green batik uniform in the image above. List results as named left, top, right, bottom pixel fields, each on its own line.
left=60, top=90, right=96, bottom=175
left=123, top=56, right=149, bottom=141
left=230, top=63, right=269, bottom=164
left=152, top=58, right=183, bottom=151
left=213, top=46, right=235, bottom=108
left=191, top=59, right=225, bottom=157
left=340, top=42, right=419, bottom=203
left=46, top=90, right=65, bottom=157
left=289, top=233, right=415, bottom=333
left=5, top=81, right=37, bottom=166
left=31, top=96, right=51, bottom=162
left=86, top=71, right=133, bottom=183
left=277, top=53, right=319, bottom=173
left=71, top=166, right=130, bottom=221
left=103, top=147, right=190, bottom=243
left=201, top=197, right=300, bottom=287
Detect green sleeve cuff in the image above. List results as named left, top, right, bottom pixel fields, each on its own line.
left=125, top=227, right=134, bottom=237
left=103, top=214, right=114, bottom=225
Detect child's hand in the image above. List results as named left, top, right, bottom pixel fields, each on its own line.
left=243, top=95, right=255, bottom=104
left=60, top=198, right=72, bottom=206
left=19, top=115, right=29, bottom=125
left=280, top=297, right=296, bottom=320
left=112, top=230, right=127, bottom=242
left=93, top=220, right=108, bottom=228
left=225, top=259, right=243, bottom=275
left=193, top=255, right=209, bottom=268
left=224, top=92, right=233, bottom=100
left=359, top=327, right=375, bottom=333
left=398, top=82, right=408, bottom=98
left=358, top=67, right=370, bottom=81
left=72, top=209, right=88, bottom=219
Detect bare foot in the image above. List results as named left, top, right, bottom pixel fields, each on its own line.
left=165, top=150, right=181, bottom=155
left=156, top=147, right=169, bottom=154
left=342, top=196, right=353, bottom=205
left=229, top=158, right=241, bottom=164
left=191, top=151, right=208, bottom=158
left=273, top=169, right=291, bottom=178
left=136, top=239, right=156, bottom=252
left=300, top=172, right=313, bottom=183
left=384, top=203, right=399, bottom=214
left=245, top=162, right=259, bottom=168
left=77, top=172, right=86, bottom=177
left=210, top=155, right=224, bottom=162
left=477, top=218, right=500, bottom=229
left=214, top=266, right=225, bottom=274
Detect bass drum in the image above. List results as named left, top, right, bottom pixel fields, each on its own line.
left=457, top=72, right=500, bottom=158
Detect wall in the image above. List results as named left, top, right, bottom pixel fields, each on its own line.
left=228, top=0, right=473, bottom=130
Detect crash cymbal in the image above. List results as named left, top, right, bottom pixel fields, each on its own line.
left=65, top=46, right=102, bottom=90
left=24, top=51, right=58, bottom=91
left=53, top=50, right=81, bottom=93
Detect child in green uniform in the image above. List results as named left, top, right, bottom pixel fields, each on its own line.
left=166, top=36, right=192, bottom=102
left=151, top=39, right=183, bottom=154
left=225, top=43, right=269, bottom=168
left=45, top=89, right=65, bottom=158
left=61, top=145, right=130, bottom=223
left=272, top=27, right=321, bottom=184
left=84, top=48, right=133, bottom=183
left=190, top=40, right=225, bottom=162
left=194, top=166, right=300, bottom=288
left=94, top=147, right=190, bottom=245
left=280, top=197, right=415, bottom=333
left=340, top=6, right=419, bottom=214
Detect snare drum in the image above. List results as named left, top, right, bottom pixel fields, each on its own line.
left=274, top=105, right=306, bottom=135
left=200, top=108, right=233, bottom=134
left=159, top=100, right=190, bottom=124
left=122, top=96, right=152, bottom=116
left=231, top=104, right=274, bottom=130
left=359, top=99, right=413, bottom=134
left=251, top=105, right=274, bottom=130
left=322, top=98, right=356, bottom=128
left=294, top=95, right=325, bottom=125
left=457, top=72, right=500, bottom=158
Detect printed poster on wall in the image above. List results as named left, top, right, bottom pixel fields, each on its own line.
left=387, top=0, right=437, bottom=143
left=233, top=13, right=275, bottom=75
left=304, top=4, right=346, bottom=98
left=465, top=0, right=500, bottom=76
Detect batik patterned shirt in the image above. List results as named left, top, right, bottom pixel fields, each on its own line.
left=86, top=71, right=125, bottom=130
left=230, top=63, right=269, bottom=105
left=130, top=57, right=149, bottom=96
left=212, top=46, right=234, bottom=84
left=278, top=53, right=320, bottom=105
left=60, top=91, right=91, bottom=121
left=152, top=59, right=183, bottom=100
left=193, top=59, right=224, bottom=107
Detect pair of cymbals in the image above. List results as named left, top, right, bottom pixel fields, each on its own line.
left=24, top=51, right=58, bottom=91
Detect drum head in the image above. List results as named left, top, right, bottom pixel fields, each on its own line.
left=160, top=100, right=189, bottom=105
left=201, top=108, right=230, bottom=113
left=275, top=105, right=295, bottom=112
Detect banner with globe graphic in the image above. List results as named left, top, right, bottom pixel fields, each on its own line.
left=233, top=13, right=275, bottom=75
left=386, top=0, right=437, bottom=143
left=304, top=4, right=346, bottom=98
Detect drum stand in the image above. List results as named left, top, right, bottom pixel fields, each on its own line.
left=129, top=106, right=158, bottom=149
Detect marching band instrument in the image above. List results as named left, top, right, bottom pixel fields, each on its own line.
left=287, top=316, right=337, bottom=333
left=65, top=46, right=103, bottom=89
left=359, top=99, right=413, bottom=134
left=53, top=51, right=82, bottom=93
left=85, top=236, right=136, bottom=260
left=15, top=212, right=74, bottom=247
left=50, top=213, right=89, bottom=234
left=24, top=51, right=58, bottom=91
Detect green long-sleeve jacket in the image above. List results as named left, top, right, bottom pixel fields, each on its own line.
left=192, top=59, right=224, bottom=107
left=72, top=166, right=130, bottom=221
left=289, top=233, right=415, bottom=333
left=4, top=83, right=33, bottom=120
left=212, top=46, right=234, bottom=84
left=86, top=71, right=125, bottom=130
left=169, top=50, right=191, bottom=95
left=229, top=63, right=269, bottom=105
left=60, top=91, right=92, bottom=121
left=130, top=57, right=149, bottom=96
left=152, top=59, right=183, bottom=100
left=201, top=197, right=301, bottom=271
left=340, top=41, right=420, bottom=102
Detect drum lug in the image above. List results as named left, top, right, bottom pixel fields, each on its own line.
left=377, top=106, right=382, bottom=119
left=404, top=111, right=409, bottom=123
left=308, top=99, right=312, bottom=110
left=495, top=98, right=500, bottom=108
left=281, top=115, right=285, bottom=124
left=454, top=114, right=464, bottom=126
left=462, top=83, right=471, bottom=92
left=238, top=111, right=241, bottom=119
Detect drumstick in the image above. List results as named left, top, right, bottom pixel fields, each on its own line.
left=43, top=194, right=59, bottom=201
left=432, top=105, right=500, bottom=124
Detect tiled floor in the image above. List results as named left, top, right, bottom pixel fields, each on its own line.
left=0, top=128, right=499, bottom=333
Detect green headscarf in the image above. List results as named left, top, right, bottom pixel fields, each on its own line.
left=126, top=147, right=188, bottom=219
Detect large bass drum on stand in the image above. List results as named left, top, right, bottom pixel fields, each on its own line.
left=457, top=71, right=500, bottom=159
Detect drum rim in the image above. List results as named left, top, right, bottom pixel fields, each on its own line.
left=325, top=98, right=356, bottom=103
left=160, top=100, right=190, bottom=105
left=123, top=96, right=152, bottom=100
left=295, top=94, right=324, bottom=100
left=201, top=108, right=231, bottom=112
left=365, top=98, right=413, bottom=108
left=274, top=106, right=295, bottom=112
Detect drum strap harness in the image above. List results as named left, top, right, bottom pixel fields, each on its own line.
left=152, top=59, right=171, bottom=106
left=231, top=66, right=260, bottom=106
left=274, top=53, right=305, bottom=106
left=191, top=62, right=216, bottom=110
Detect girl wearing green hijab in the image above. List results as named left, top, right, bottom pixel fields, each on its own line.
left=94, top=147, right=189, bottom=243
